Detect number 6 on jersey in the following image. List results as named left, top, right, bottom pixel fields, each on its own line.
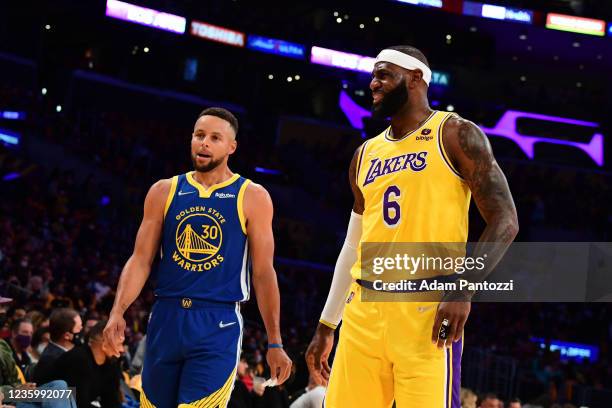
left=383, top=185, right=401, bottom=226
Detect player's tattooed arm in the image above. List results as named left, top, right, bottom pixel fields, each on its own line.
left=444, top=116, right=519, bottom=245
left=444, top=116, right=519, bottom=289
left=429, top=117, right=519, bottom=347
left=456, top=118, right=518, bottom=240
left=349, top=144, right=366, bottom=215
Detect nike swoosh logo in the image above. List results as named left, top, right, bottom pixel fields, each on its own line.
left=417, top=306, right=434, bottom=313
left=219, top=321, right=236, bottom=328
left=178, top=190, right=195, bottom=196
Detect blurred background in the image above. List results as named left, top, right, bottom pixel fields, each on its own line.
left=0, top=0, right=611, bottom=407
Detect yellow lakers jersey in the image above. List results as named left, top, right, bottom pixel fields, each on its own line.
left=351, top=110, right=471, bottom=280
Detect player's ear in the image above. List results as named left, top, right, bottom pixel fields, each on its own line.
left=409, top=69, right=423, bottom=88
left=229, top=139, right=237, bottom=155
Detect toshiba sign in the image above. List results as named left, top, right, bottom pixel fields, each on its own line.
left=190, top=21, right=245, bottom=47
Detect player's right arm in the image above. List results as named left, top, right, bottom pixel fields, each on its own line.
left=103, top=179, right=170, bottom=356
left=305, top=145, right=365, bottom=384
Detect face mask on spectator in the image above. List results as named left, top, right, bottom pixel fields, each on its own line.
left=36, top=342, right=48, bottom=354
left=72, top=332, right=84, bottom=346
left=15, top=334, right=32, bottom=349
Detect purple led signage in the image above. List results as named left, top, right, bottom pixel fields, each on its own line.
left=338, top=92, right=604, bottom=166
left=311, top=46, right=375, bottom=73
left=480, top=110, right=604, bottom=166
left=339, top=90, right=370, bottom=129
left=105, top=0, right=186, bottom=34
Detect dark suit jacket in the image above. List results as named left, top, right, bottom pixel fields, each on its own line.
left=52, top=346, right=121, bottom=408
left=33, top=342, right=66, bottom=384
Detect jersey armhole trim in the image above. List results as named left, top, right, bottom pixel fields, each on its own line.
left=237, top=179, right=251, bottom=235
left=437, top=113, right=465, bottom=181
left=163, top=176, right=178, bottom=219
left=355, top=140, right=369, bottom=186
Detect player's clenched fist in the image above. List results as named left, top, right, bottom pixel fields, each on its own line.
left=305, top=323, right=335, bottom=385
left=431, top=301, right=471, bottom=349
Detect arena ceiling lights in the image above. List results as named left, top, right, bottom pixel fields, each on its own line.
left=105, top=0, right=186, bottom=34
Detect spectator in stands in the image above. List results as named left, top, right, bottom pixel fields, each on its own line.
left=1, top=335, right=73, bottom=408
left=33, top=309, right=82, bottom=385
left=461, top=388, right=478, bottom=408
left=0, top=296, right=12, bottom=342
left=288, top=374, right=325, bottom=408
left=229, top=355, right=253, bottom=408
left=83, top=318, right=99, bottom=337
left=128, top=335, right=145, bottom=376
left=12, top=311, right=26, bottom=321
left=29, top=327, right=50, bottom=363
left=478, top=393, right=502, bottom=408
left=508, top=397, right=522, bottom=408
left=52, top=321, right=121, bottom=408
left=8, top=319, right=33, bottom=375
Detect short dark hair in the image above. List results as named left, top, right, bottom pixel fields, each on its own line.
left=49, top=308, right=79, bottom=342
left=198, top=107, right=239, bottom=136
left=87, top=320, right=107, bottom=342
left=11, top=318, right=32, bottom=333
left=386, top=45, right=430, bottom=68
left=32, top=326, right=50, bottom=347
left=509, top=397, right=522, bottom=403
left=477, top=393, right=498, bottom=405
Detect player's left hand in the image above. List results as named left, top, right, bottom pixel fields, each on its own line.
left=266, top=347, right=292, bottom=385
left=431, top=301, right=471, bottom=349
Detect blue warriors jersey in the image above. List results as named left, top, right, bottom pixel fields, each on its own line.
left=157, top=172, right=251, bottom=302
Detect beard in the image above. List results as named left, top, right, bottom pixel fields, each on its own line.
left=191, top=153, right=224, bottom=172
left=371, top=79, right=409, bottom=119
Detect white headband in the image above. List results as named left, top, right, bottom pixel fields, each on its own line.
left=374, top=49, right=432, bottom=86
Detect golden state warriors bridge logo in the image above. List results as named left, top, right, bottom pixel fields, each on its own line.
left=172, top=206, right=225, bottom=272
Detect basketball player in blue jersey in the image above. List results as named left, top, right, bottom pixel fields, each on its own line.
left=103, top=107, right=292, bottom=407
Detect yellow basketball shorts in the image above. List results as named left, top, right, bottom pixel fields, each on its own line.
left=324, top=283, right=462, bottom=408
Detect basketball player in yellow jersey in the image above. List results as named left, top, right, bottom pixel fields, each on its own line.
left=306, top=46, right=519, bottom=407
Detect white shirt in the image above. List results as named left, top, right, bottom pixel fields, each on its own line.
left=290, top=386, right=326, bottom=408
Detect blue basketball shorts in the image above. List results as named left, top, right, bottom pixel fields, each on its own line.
left=140, top=297, right=243, bottom=408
